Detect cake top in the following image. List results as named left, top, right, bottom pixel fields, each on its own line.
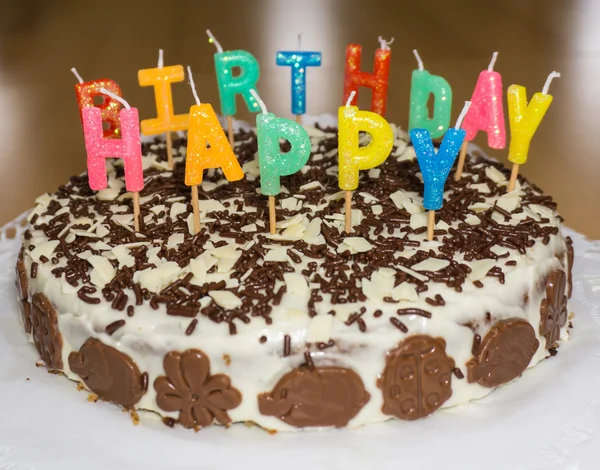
left=22, top=124, right=563, bottom=340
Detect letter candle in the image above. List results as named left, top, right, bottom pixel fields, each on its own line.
left=138, top=49, right=189, bottom=169
left=250, top=89, right=311, bottom=234
left=71, top=68, right=122, bottom=139
left=338, top=91, right=394, bottom=233
left=207, top=29, right=261, bottom=147
left=506, top=71, right=560, bottom=192
left=185, top=66, right=244, bottom=234
left=276, top=33, right=322, bottom=125
left=455, top=52, right=506, bottom=180
left=408, top=50, right=453, bottom=139
left=410, top=101, right=471, bottom=240
left=342, top=37, right=392, bottom=116
left=81, top=88, right=144, bottom=231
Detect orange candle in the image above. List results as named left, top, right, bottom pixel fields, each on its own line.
left=138, top=49, right=190, bottom=168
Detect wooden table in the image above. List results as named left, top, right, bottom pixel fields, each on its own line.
left=1, top=0, right=597, bottom=237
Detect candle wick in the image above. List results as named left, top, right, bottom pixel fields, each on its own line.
left=412, top=49, right=424, bottom=71
left=487, top=51, right=499, bottom=72
left=186, top=65, right=201, bottom=106
left=99, top=87, right=130, bottom=109
left=378, top=36, right=394, bottom=50
left=249, top=89, right=268, bottom=114
left=455, top=101, right=472, bottom=129
left=70, top=67, right=84, bottom=84
left=346, top=90, right=356, bottom=108
left=158, top=48, right=164, bottom=68
left=542, top=71, right=561, bottom=95
left=206, top=29, right=224, bottom=54
left=298, top=32, right=302, bottom=50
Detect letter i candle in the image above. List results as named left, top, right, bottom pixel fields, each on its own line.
left=276, top=34, right=322, bottom=125
left=207, top=29, right=261, bottom=146
left=338, top=91, right=394, bottom=233
left=138, top=49, right=190, bottom=169
left=184, top=67, right=244, bottom=234
left=411, top=101, right=471, bottom=241
left=81, top=89, right=144, bottom=232
left=455, top=52, right=506, bottom=180
left=506, top=71, right=560, bottom=192
left=251, top=89, right=311, bottom=234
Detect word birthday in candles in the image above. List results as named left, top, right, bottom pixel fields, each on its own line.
left=207, top=29, right=261, bottom=146
left=276, top=33, right=322, bottom=123
left=411, top=101, right=471, bottom=240
left=251, top=89, right=311, bottom=235
left=409, top=49, right=453, bottom=138
left=81, top=88, right=144, bottom=231
left=185, top=66, right=244, bottom=234
left=72, top=68, right=122, bottom=138
left=138, top=49, right=190, bottom=169
left=506, top=71, right=560, bottom=191
left=343, top=37, right=392, bottom=116
left=338, top=91, right=394, bottom=233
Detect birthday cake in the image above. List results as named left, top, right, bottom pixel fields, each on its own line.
left=15, top=123, right=573, bottom=431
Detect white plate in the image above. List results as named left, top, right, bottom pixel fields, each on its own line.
left=2, top=210, right=600, bottom=469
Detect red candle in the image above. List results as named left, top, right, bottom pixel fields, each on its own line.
left=343, top=37, right=392, bottom=116
left=72, top=68, right=122, bottom=139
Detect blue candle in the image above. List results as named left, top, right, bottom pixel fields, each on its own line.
left=276, top=38, right=321, bottom=116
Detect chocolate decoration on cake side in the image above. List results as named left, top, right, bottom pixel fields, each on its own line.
left=69, top=338, right=145, bottom=407
left=154, top=349, right=242, bottom=429
left=566, top=236, right=574, bottom=299
left=258, top=365, right=370, bottom=428
left=380, top=335, right=453, bottom=420
left=467, top=318, right=539, bottom=387
left=540, top=270, right=568, bottom=350
left=31, top=293, right=63, bottom=369
left=16, top=251, right=32, bottom=334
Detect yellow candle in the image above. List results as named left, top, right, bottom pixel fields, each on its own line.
left=185, top=103, right=243, bottom=186
left=138, top=53, right=189, bottom=135
left=507, top=72, right=559, bottom=165
left=338, top=100, right=394, bottom=190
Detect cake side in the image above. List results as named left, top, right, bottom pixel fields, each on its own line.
left=15, top=125, right=573, bottom=431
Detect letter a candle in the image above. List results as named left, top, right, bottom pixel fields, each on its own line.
left=506, top=71, right=560, bottom=192
left=207, top=29, right=261, bottom=147
left=138, top=49, right=190, bottom=169
left=185, top=67, right=244, bottom=234
left=251, top=89, right=311, bottom=235
left=71, top=68, right=122, bottom=139
left=82, top=88, right=144, bottom=231
left=455, top=52, right=506, bottom=180
left=343, top=37, right=392, bottom=116
left=411, top=101, right=471, bottom=241
left=338, top=91, right=394, bottom=233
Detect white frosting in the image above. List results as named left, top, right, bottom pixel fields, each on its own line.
left=18, top=127, right=572, bottom=432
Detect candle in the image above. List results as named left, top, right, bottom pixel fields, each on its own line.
left=251, top=89, right=311, bottom=235
left=207, top=30, right=261, bottom=146
left=455, top=52, right=506, bottom=180
left=343, top=37, right=392, bottom=116
left=506, top=71, right=560, bottom=192
left=338, top=91, right=394, bottom=232
left=82, top=88, right=144, bottom=231
left=72, top=68, right=122, bottom=139
left=408, top=50, right=453, bottom=139
left=276, top=33, right=322, bottom=123
left=185, top=67, right=244, bottom=233
left=138, top=49, right=189, bottom=169
left=410, top=101, right=471, bottom=240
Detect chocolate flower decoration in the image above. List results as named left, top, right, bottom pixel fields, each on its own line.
left=154, top=349, right=242, bottom=429
left=540, top=270, right=568, bottom=349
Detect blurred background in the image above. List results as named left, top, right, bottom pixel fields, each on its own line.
left=0, top=0, right=598, bottom=236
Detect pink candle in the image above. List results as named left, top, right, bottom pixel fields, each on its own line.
left=82, top=88, right=144, bottom=192
left=461, top=52, right=506, bottom=149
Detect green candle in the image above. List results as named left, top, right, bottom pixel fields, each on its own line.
left=409, top=49, right=452, bottom=139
